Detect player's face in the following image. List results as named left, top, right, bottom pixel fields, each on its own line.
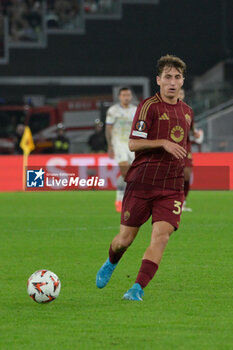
left=156, top=66, right=184, bottom=103
left=119, top=90, right=132, bottom=107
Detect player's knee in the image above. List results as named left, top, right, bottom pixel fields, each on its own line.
left=152, top=230, right=170, bottom=245
left=115, top=234, right=134, bottom=249
left=117, top=237, right=131, bottom=249
left=160, top=232, right=170, bottom=245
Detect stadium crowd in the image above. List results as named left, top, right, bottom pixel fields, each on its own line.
left=46, top=0, right=81, bottom=30
left=0, top=0, right=83, bottom=41
left=0, top=0, right=43, bottom=43
left=84, top=0, right=118, bottom=14
left=0, top=0, right=119, bottom=42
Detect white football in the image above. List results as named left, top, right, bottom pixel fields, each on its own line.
left=27, top=269, right=61, bottom=303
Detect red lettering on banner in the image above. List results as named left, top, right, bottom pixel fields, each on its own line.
left=0, top=153, right=232, bottom=191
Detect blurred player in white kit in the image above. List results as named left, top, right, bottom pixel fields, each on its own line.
left=105, top=87, right=137, bottom=212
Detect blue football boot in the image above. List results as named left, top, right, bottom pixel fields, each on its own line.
left=96, top=258, right=118, bottom=288
left=123, top=283, right=144, bottom=301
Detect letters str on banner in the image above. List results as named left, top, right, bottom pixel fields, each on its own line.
left=0, top=153, right=232, bottom=191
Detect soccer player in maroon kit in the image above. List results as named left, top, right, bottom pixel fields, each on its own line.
left=96, top=54, right=193, bottom=301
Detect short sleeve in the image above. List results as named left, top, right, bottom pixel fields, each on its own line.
left=129, top=100, right=154, bottom=139
left=105, top=106, right=116, bottom=125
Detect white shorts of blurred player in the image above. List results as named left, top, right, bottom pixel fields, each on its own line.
left=113, top=142, right=135, bottom=209
left=113, top=142, right=135, bottom=164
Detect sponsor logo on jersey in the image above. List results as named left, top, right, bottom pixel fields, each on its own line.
left=135, top=120, right=147, bottom=132
left=159, top=113, right=169, bottom=120
left=132, top=130, right=147, bottom=138
left=170, top=126, right=184, bottom=143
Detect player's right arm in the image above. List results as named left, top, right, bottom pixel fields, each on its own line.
left=105, top=106, right=116, bottom=158
left=128, top=100, right=186, bottom=160
left=129, top=139, right=186, bottom=160
left=105, top=124, right=114, bottom=158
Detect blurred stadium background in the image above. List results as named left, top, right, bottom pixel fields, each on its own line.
left=0, top=2, right=233, bottom=350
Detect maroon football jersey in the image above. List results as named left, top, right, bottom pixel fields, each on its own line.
left=184, top=138, right=193, bottom=167
left=125, top=93, right=193, bottom=191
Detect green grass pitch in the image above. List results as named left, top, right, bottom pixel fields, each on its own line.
left=0, top=190, right=232, bottom=350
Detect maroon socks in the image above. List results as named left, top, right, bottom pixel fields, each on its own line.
left=135, top=259, right=158, bottom=289
left=109, top=245, right=126, bottom=264
left=109, top=246, right=158, bottom=289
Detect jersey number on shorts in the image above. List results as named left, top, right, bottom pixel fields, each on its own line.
left=172, top=200, right=182, bottom=215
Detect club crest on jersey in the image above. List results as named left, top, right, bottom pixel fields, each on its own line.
left=170, top=126, right=184, bottom=143
left=124, top=210, right=130, bottom=221
left=135, top=120, right=147, bottom=132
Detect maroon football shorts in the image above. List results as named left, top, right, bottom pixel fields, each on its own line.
left=121, top=182, right=184, bottom=230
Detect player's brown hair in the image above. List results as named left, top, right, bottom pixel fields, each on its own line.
left=118, top=86, right=131, bottom=95
left=157, top=54, right=186, bottom=76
